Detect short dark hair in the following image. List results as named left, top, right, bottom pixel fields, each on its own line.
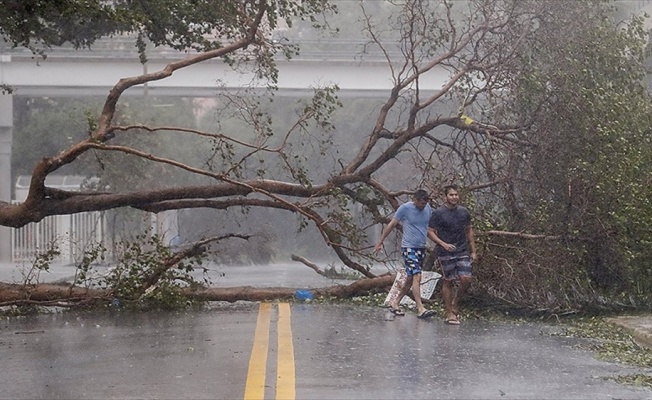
left=443, top=185, right=458, bottom=195
left=414, top=189, right=430, bottom=201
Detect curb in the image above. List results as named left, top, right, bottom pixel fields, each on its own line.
left=607, top=316, right=652, bottom=350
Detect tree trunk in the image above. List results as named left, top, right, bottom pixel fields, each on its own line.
left=0, top=275, right=395, bottom=306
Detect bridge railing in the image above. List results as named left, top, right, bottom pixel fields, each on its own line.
left=11, top=204, right=108, bottom=265
left=1, top=35, right=401, bottom=62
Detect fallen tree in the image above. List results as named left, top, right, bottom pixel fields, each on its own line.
left=0, top=273, right=395, bottom=307
left=186, top=274, right=395, bottom=302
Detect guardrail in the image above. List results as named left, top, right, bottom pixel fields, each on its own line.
left=11, top=207, right=108, bottom=265
left=0, top=36, right=401, bottom=63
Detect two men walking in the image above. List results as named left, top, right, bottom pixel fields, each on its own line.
left=375, top=185, right=477, bottom=324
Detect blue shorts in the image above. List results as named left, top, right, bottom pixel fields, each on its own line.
left=439, top=255, right=472, bottom=280
left=401, top=247, right=425, bottom=277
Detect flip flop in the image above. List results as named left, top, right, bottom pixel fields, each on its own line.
left=446, top=318, right=461, bottom=325
left=417, top=310, right=436, bottom=319
left=389, top=308, right=405, bottom=316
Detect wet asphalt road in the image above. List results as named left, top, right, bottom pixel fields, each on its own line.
left=1, top=302, right=651, bottom=400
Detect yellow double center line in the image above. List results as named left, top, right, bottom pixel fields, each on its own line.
left=244, top=303, right=295, bottom=400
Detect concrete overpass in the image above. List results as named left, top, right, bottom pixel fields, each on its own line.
left=1, top=53, right=448, bottom=97
left=0, top=44, right=449, bottom=262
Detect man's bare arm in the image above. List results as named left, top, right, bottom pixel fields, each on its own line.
left=428, top=227, right=456, bottom=252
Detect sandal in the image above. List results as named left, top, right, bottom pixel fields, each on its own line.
left=417, top=310, right=436, bottom=319
left=389, top=308, right=405, bottom=316
left=446, top=317, right=461, bottom=325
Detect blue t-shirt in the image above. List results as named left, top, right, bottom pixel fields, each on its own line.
left=429, top=205, right=471, bottom=257
left=393, top=202, right=432, bottom=248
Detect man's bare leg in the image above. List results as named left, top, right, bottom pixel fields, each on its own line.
left=452, top=276, right=472, bottom=316
left=442, top=279, right=456, bottom=322
left=390, top=276, right=413, bottom=314
left=411, top=272, right=426, bottom=315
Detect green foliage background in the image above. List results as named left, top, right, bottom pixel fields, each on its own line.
left=472, top=0, right=652, bottom=310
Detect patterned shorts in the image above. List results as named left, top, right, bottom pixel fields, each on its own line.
left=439, top=255, right=472, bottom=280
left=401, top=247, right=425, bottom=277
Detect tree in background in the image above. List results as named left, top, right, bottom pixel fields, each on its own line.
left=475, top=0, right=652, bottom=308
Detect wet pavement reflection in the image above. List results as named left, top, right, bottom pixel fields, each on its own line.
left=1, top=303, right=650, bottom=399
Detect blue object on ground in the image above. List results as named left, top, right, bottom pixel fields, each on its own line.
left=295, top=289, right=314, bottom=301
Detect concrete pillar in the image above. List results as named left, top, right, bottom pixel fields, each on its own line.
left=0, top=94, right=13, bottom=262
left=157, top=210, right=180, bottom=247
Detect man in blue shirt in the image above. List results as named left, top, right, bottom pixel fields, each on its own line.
left=428, top=185, right=477, bottom=325
left=374, top=189, right=436, bottom=319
